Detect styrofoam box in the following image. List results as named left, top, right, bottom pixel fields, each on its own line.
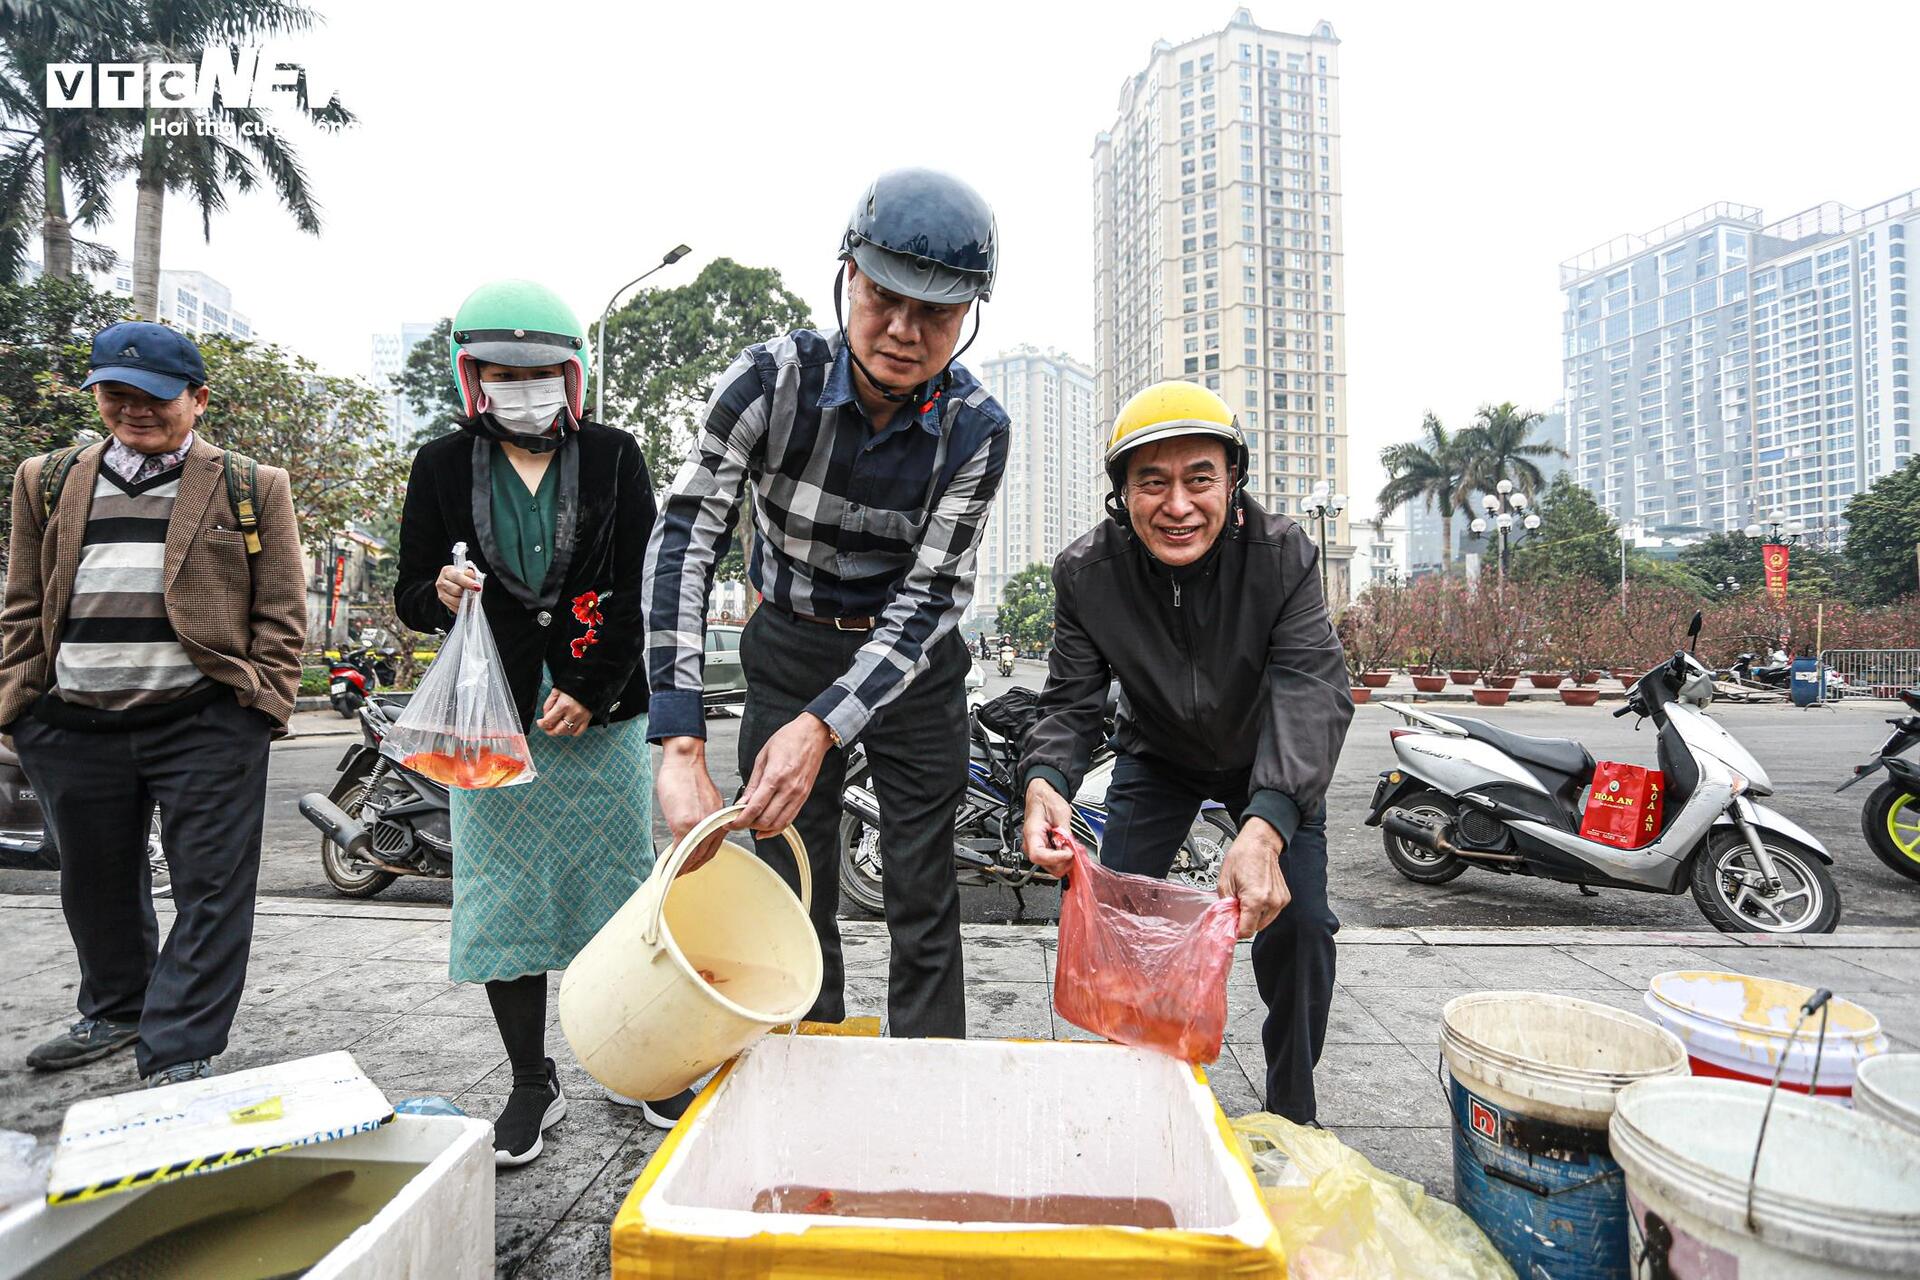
left=0, top=1114, right=494, bottom=1279
left=615, top=1035, right=1279, bottom=1275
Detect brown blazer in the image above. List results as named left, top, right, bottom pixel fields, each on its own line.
left=0, top=437, right=307, bottom=732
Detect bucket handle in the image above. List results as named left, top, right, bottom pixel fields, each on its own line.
left=1743, top=987, right=1830, bottom=1233
left=640, top=804, right=810, bottom=949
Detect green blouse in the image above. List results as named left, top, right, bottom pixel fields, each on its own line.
left=488, top=443, right=558, bottom=588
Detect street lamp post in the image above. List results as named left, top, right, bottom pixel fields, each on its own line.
left=1467, top=480, right=1539, bottom=589
left=595, top=244, right=692, bottom=424
left=1304, top=484, right=1347, bottom=600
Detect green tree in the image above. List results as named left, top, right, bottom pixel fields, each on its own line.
left=394, top=316, right=462, bottom=448
left=127, top=1, right=355, bottom=318
left=1842, top=458, right=1920, bottom=604
left=596, top=257, right=813, bottom=481
left=1509, top=474, right=1620, bottom=587
left=994, top=563, right=1055, bottom=653
left=1624, top=551, right=1710, bottom=597
left=0, top=272, right=125, bottom=560
left=0, top=0, right=135, bottom=279
left=1677, top=531, right=1849, bottom=599
left=194, top=333, right=408, bottom=555
left=1377, top=412, right=1473, bottom=574
left=1461, top=401, right=1560, bottom=503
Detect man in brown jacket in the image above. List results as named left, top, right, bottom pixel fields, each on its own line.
left=0, top=322, right=305, bottom=1087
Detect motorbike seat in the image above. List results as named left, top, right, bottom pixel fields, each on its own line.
left=1436, top=715, right=1595, bottom=781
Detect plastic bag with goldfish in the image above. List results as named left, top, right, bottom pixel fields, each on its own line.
left=383, top=543, right=537, bottom=790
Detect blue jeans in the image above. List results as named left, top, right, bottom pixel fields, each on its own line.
left=1099, top=751, right=1337, bottom=1122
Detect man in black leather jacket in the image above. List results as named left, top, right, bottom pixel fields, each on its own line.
left=1019, top=381, right=1352, bottom=1122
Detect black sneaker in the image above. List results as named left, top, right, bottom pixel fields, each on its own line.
left=26, top=1018, right=139, bottom=1071
left=636, top=1088, right=696, bottom=1131
left=493, top=1058, right=566, bottom=1168
left=146, top=1058, right=214, bottom=1088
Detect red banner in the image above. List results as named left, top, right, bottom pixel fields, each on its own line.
left=1762, top=543, right=1789, bottom=602
left=328, top=552, right=347, bottom=627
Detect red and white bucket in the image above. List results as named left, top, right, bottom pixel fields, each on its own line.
left=1644, top=970, right=1888, bottom=1102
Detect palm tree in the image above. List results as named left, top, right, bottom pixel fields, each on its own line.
left=1462, top=401, right=1562, bottom=504
left=1378, top=412, right=1474, bottom=575
left=0, top=1, right=136, bottom=279
left=127, top=0, right=353, bottom=317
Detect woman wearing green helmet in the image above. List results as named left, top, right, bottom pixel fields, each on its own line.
left=395, top=279, right=684, bottom=1167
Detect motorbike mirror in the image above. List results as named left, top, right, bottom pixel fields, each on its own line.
left=1687, top=611, right=1702, bottom=652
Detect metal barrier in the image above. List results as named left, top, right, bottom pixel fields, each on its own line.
left=1820, top=650, right=1920, bottom=699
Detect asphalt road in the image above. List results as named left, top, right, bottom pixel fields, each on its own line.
left=6, top=667, right=1915, bottom=930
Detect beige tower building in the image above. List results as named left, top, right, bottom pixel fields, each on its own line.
left=1092, top=8, right=1350, bottom=596
left=973, top=345, right=1100, bottom=624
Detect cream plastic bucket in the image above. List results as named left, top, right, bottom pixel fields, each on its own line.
left=560, top=805, right=823, bottom=1101
left=1643, top=970, right=1887, bottom=1099
left=1856, top=1053, right=1920, bottom=1138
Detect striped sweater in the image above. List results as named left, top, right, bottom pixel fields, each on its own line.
left=50, top=465, right=213, bottom=718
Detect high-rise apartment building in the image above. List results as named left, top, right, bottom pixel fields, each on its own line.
left=91, top=256, right=253, bottom=339
left=973, top=345, right=1100, bottom=623
left=1562, top=189, right=1916, bottom=538
left=371, top=321, right=440, bottom=445
left=1091, top=8, right=1350, bottom=595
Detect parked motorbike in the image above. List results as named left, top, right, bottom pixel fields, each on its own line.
left=836, top=691, right=1233, bottom=917
left=0, top=737, right=170, bottom=896
left=1367, top=612, right=1840, bottom=934
left=1728, top=651, right=1791, bottom=690
left=1837, top=687, right=1920, bottom=883
left=329, top=646, right=399, bottom=718
left=298, top=694, right=450, bottom=897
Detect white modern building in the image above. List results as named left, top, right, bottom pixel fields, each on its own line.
left=94, top=257, right=253, bottom=339
left=1351, top=515, right=1406, bottom=599
left=1561, top=188, right=1916, bottom=540
left=371, top=321, right=440, bottom=445
left=973, top=345, right=1101, bottom=623
left=1091, top=8, right=1351, bottom=597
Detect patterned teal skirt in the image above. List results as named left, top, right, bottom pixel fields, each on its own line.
left=448, top=701, right=654, bottom=984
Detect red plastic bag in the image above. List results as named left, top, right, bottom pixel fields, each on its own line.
left=1051, top=827, right=1239, bottom=1063
left=1579, top=761, right=1664, bottom=849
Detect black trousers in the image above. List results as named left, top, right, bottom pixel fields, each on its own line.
left=13, top=693, right=273, bottom=1075
left=737, top=605, right=968, bottom=1038
left=1097, top=751, right=1337, bottom=1122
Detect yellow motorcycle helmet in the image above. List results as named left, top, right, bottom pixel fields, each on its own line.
left=1103, top=381, right=1250, bottom=533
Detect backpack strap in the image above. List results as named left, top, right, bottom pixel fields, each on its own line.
left=37, top=444, right=87, bottom=527
left=221, top=449, right=262, bottom=555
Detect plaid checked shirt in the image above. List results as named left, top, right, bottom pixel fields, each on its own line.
left=643, top=329, right=1009, bottom=745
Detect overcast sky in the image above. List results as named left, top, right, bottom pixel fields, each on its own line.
left=64, top=0, right=1920, bottom=506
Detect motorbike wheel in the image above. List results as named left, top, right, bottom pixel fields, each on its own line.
left=1862, top=782, right=1920, bottom=883
left=320, top=778, right=397, bottom=898
left=1171, top=810, right=1234, bottom=892
left=1381, top=790, right=1468, bottom=884
left=837, top=812, right=887, bottom=918
left=1689, top=830, right=1840, bottom=934
left=332, top=692, right=362, bottom=719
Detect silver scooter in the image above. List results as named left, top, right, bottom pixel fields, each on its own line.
left=1364, top=612, right=1839, bottom=934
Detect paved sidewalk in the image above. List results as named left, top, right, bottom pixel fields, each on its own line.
left=3, top=896, right=1915, bottom=1277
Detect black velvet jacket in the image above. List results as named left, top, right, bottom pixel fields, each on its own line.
left=395, top=421, right=655, bottom=731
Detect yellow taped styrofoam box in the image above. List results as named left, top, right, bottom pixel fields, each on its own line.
left=612, top=1036, right=1286, bottom=1278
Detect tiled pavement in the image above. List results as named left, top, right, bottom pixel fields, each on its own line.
left=2, top=895, right=1915, bottom=1276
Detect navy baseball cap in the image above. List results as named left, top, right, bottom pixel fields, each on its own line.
left=80, top=321, right=207, bottom=400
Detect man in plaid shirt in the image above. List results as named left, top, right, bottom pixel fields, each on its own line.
left=644, top=170, right=1007, bottom=1037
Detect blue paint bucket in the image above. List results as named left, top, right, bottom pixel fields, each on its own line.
left=1440, top=992, right=1689, bottom=1280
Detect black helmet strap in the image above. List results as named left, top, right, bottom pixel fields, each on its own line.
left=833, top=265, right=982, bottom=412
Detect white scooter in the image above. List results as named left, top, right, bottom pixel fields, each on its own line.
left=1364, top=612, right=1839, bottom=934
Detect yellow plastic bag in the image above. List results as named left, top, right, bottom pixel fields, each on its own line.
left=1230, top=1112, right=1515, bottom=1280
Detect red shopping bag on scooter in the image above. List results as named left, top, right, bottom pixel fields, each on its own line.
left=1579, top=762, right=1665, bottom=849
left=1051, top=828, right=1239, bottom=1063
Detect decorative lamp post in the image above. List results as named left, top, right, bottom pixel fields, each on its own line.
left=1468, top=480, right=1538, bottom=587
left=595, top=244, right=692, bottom=424
left=1304, top=484, right=1347, bottom=599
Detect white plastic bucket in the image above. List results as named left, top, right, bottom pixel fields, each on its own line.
left=1439, top=992, right=1690, bottom=1279
left=1644, top=970, right=1888, bottom=1099
left=1611, top=1077, right=1920, bottom=1278
left=1856, top=1053, right=1920, bottom=1138
left=560, top=805, right=823, bottom=1101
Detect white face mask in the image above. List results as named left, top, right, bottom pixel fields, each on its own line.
left=479, top=376, right=568, bottom=434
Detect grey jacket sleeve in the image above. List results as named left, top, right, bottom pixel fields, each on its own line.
left=1242, top=529, right=1355, bottom=846
left=1017, top=558, right=1111, bottom=798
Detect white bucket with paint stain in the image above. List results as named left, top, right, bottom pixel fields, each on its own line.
left=1610, top=1077, right=1920, bottom=1278
left=1643, top=970, right=1887, bottom=1101
left=1856, top=1053, right=1920, bottom=1138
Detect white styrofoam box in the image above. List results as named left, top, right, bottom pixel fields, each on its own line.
left=642, top=1035, right=1271, bottom=1245
left=0, top=1114, right=494, bottom=1280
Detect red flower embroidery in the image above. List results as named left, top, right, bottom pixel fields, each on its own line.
left=571, top=628, right=598, bottom=659
left=571, top=591, right=604, bottom=627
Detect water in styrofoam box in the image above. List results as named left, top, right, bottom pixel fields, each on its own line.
left=641, top=1036, right=1270, bottom=1237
